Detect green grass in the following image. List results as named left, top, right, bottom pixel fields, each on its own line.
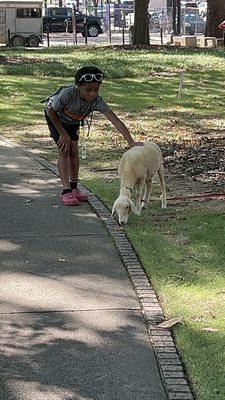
left=1, top=45, right=225, bottom=77
left=0, top=45, right=225, bottom=400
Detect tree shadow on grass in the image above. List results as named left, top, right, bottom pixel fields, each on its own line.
left=0, top=55, right=74, bottom=77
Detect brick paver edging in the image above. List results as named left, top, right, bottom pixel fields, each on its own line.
left=81, top=190, right=195, bottom=400
left=1, top=137, right=194, bottom=400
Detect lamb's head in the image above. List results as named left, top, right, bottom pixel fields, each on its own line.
left=112, top=195, right=140, bottom=225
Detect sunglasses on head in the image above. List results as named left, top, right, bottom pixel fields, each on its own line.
left=78, top=73, right=104, bottom=83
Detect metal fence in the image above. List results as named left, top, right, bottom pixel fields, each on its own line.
left=44, top=6, right=206, bottom=48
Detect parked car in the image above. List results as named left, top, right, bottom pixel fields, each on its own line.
left=181, top=1, right=198, bottom=7
left=92, top=3, right=115, bottom=18
left=120, top=0, right=134, bottom=14
left=149, top=10, right=166, bottom=29
left=43, top=7, right=103, bottom=37
left=198, top=1, right=207, bottom=18
left=62, top=1, right=83, bottom=8
left=183, top=13, right=206, bottom=34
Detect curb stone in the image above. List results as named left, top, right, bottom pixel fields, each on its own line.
left=0, top=136, right=194, bottom=400
left=80, top=186, right=195, bottom=400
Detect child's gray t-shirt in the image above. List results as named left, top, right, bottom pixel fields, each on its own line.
left=45, top=85, right=111, bottom=124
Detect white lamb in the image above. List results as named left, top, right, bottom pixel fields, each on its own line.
left=112, top=141, right=167, bottom=225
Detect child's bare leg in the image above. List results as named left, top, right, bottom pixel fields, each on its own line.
left=58, top=150, right=70, bottom=189
left=68, top=141, right=87, bottom=201
left=69, top=141, right=79, bottom=181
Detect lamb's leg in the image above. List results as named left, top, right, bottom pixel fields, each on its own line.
left=136, top=179, right=146, bottom=212
left=158, top=166, right=167, bottom=209
left=140, top=183, right=147, bottom=209
left=144, top=178, right=153, bottom=206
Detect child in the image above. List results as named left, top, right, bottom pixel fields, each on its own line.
left=44, top=65, right=142, bottom=206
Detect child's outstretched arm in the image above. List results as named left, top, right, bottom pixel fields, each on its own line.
left=104, top=110, right=143, bottom=147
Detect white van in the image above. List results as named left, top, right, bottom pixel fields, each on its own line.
left=0, top=0, right=43, bottom=46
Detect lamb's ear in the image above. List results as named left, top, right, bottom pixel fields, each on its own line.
left=111, top=202, right=116, bottom=216
left=128, top=199, right=141, bottom=216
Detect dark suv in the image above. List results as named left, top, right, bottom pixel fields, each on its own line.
left=43, top=7, right=103, bottom=37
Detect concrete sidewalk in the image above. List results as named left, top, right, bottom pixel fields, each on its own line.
left=0, top=138, right=169, bottom=400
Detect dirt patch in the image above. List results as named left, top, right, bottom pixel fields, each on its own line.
left=3, top=123, right=225, bottom=206
left=0, top=55, right=60, bottom=67
left=94, top=132, right=225, bottom=198
left=157, top=132, right=225, bottom=196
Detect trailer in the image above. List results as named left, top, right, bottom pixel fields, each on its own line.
left=0, top=0, right=43, bottom=46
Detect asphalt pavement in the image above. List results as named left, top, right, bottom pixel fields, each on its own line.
left=0, top=137, right=168, bottom=400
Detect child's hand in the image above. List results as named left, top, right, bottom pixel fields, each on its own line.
left=57, top=134, right=71, bottom=152
left=129, top=141, right=144, bottom=147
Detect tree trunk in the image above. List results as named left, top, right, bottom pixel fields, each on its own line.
left=206, top=0, right=225, bottom=38
left=133, top=0, right=150, bottom=45
left=92, top=0, right=99, bottom=17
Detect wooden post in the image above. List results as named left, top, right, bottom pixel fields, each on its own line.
left=7, top=27, right=11, bottom=46
left=72, top=3, right=77, bottom=45
left=177, top=71, right=184, bottom=99
left=84, top=24, right=88, bottom=45
left=106, top=1, right=111, bottom=44
left=172, top=0, right=177, bottom=35
left=65, top=19, right=68, bottom=46
left=177, top=0, right=181, bottom=35
left=122, top=11, right=125, bottom=45
left=108, top=1, right=111, bottom=44
left=160, top=27, right=163, bottom=44
left=46, top=26, right=50, bottom=47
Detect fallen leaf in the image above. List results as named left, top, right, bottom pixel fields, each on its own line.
left=188, top=254, right=201, bottom=262
left=166, top=229, right=177, bottom=235
left=206, top=309, right=216, bottom=318
left=170, top=275, right=184, bottom=282
left=158, top=316, right=183, bottom=328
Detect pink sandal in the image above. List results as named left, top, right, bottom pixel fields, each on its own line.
left=72, top=188, right=88, bottom=202
left=60, top=192, right=79, bottom=206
